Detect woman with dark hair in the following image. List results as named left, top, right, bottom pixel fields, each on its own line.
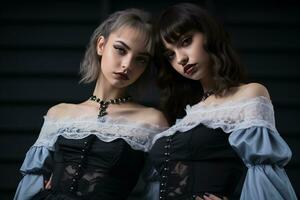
left=14, top=8, right=168, bottom=200
left=149, top=3, right=297, bottom=200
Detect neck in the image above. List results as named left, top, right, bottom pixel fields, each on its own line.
left=93, top=77, right=127, bottom=101
left=200, top=74, right=215, bottom=93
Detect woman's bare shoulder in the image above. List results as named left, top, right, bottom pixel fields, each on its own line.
left=46, top=102, right=92, bottom=120
left=235, top=83, right=271, bottom=100
left=127, top=103, right=169, bottom=128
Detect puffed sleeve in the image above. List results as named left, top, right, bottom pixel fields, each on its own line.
left=14, top=117, right=59, bottom=200
left=229, top=127, right=297, bottom=200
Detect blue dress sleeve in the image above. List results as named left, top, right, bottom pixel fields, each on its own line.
left=14, top=146, right=52, bottom=200
left=229, top=126, right=297, bottom=200
left=14, top=117, right=58, bottom=200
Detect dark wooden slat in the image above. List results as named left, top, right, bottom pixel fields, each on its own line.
left=0, top=49, right=83, bottom=75
left=0, top=105, right=52, bottom=130
left=0, top=1, right=103, bottom=22
left=0, top=191, right=15, bottom=200
left=0, top=77, right=92, bottom=102
left=257, top=80, right=300, bottom=106
left=274, top=106, right=300, bottom=135
left=241, top=52, right=300, bottom=78
left=227, top=26, right=300, bottom=49
left=285, top=167, right=300, bottom=198
left=215, top=0, right=300, bottom=24
left=284, top=138, right=300, bottom=166
left=0, top=24, right=96, bottom=47
left=0, top=133, right=37, bottom=161
left=0, top=163, right=22, bottom=189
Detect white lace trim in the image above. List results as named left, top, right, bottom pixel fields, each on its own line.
left=152, top=96, right=277, bottom=145
left=33, top=115, right=166, bottom=152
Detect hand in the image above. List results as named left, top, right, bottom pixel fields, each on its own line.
left=44, top=174, right=53, bottom=189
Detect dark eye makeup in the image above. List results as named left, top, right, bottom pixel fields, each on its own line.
left=179, top=34, right=193, bottom=47
left=113, top=45, right=126, bottom=55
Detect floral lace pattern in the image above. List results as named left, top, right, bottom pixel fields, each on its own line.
left=33, top=115, right=166, bottom=152
left=166, top=161, right=190, bottom=199
left=152, top=96, right=277, bottom=145
left=57, top=163, right=107, bottom=196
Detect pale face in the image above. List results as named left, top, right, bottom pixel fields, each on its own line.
left=163, top=32, right=212, bottom=80
left=96, top=26, right=150, bottom=88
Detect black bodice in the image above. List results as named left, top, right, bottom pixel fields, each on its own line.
left=149, top=124, right=245, bottom=200
left=35, top=134, right=145, bottom=200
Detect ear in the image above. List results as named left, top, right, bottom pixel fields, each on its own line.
left=96, top=36, right=106, bottom=56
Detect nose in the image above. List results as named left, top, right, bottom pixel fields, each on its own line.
left=176, top=51, right=188, bottom=67
left=121, top=55, right=133, bottom=72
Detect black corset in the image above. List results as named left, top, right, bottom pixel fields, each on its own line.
left=149, top=125, right=245, bottom=200
left=39, top=134, right=145, bottom=200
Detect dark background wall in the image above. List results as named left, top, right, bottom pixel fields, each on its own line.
left=0, top=0, right=299, bottom=199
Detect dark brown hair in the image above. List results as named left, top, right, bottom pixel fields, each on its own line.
left=155, top=3, right=246, bottom=124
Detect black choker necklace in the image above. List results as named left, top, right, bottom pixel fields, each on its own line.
left=201, top=90, right=214, bottom=101
left=89, top=95, right=131, bottom=118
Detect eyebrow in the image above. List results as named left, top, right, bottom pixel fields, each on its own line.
left=116, top=40, right=151, bottom=57
left=116, top=40, right=131, bottom=50
left=164, top=32, right=193, bottom=47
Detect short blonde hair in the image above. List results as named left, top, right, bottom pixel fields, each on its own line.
left=80, top=8, right=153, bottom=83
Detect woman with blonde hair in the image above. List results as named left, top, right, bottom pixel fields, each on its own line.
left=14, top=8, right=168, bottom=200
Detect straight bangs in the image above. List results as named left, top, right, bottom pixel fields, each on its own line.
left=158, top=10, right=200, bottom=45
left=134, top=24, right=154, bottom=56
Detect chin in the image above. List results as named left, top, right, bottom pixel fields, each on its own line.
left=190, top=71, right=204, bottom=80
left=113, top=80, right=136, bottom=89
left=113, top=83, right=129, bottom=89
left=181, top=73, right=201, bottom=80
left=190, top=77, right=201, bottom=81
left=188, top=76, right=201, bottom=81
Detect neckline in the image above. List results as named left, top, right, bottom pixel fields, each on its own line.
left=43, top=115, right=168, bottom=132
left=152, top=95, right=276, bottom=145
left=186, top=96, right=272, bottom=113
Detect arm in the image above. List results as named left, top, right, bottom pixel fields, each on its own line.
left=14, top=109, right=61, bottom=200
left=228, top=84, right=296, bottom=199
left=14, top=145, right=53, bottom=200
left=229, top=126, right=297, bottom=200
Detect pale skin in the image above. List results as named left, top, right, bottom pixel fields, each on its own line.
left=163, top=31, right=270, bottom=200
left=44, top=26, right=169, bottom=189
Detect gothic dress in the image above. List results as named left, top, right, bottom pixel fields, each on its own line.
left=14, top=116, right=164, bottom=200
left=149, top=96, right=297, bottom=200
